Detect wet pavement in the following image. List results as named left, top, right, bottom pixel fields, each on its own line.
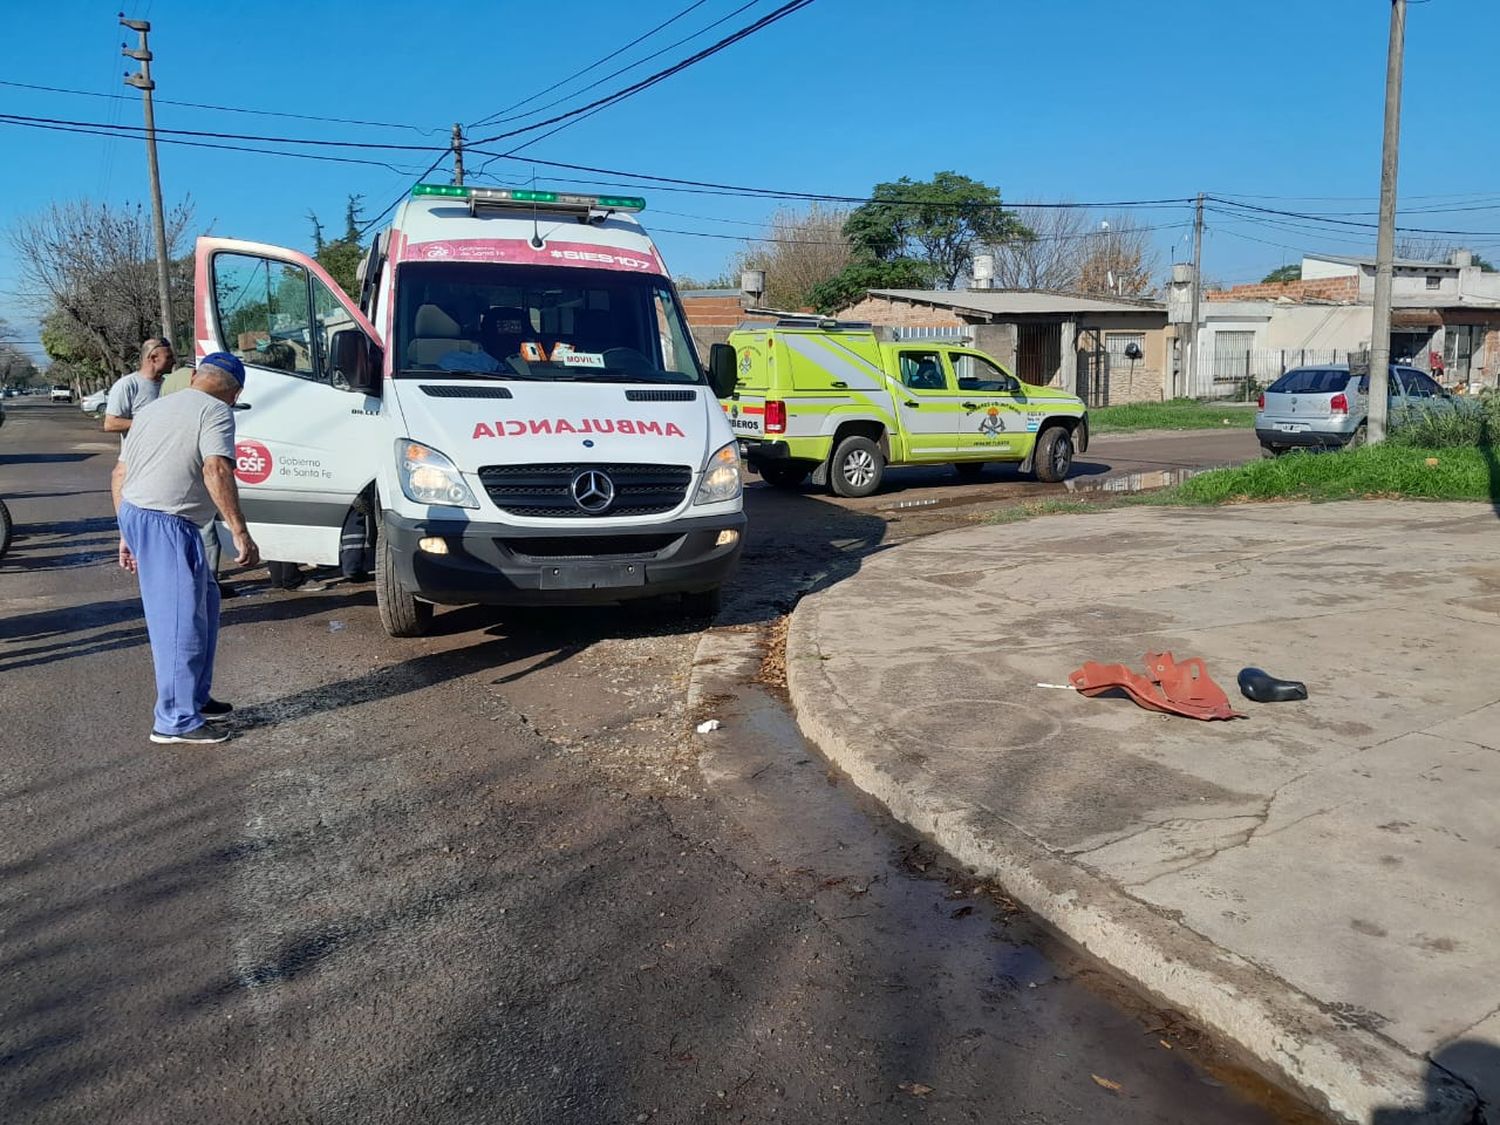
left=0, top=401, right=1306, bottom=1123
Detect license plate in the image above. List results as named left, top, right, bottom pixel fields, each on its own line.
left=1275, top=423, right=1309, bottom=433
left=538, top=562, right=647, bottom=590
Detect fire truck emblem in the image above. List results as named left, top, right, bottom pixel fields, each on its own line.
left=978, top=406, right=1005, bottom=436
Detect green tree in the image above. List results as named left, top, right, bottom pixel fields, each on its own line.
left=810, top=171, right=1029, bottom=311
left=806, top=258, right=933, bottom=314
left=309, top=194, right=364, bottom=299
left=1261, top=264, right=1301, bottom=283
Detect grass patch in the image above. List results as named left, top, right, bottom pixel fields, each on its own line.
left=1176, top=444, right=1498, bottom=504
left=1090, top=398, right=1255, bottom=434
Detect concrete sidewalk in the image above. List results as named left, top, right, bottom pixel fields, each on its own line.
left=786, top=500, right=1500, bottom=1124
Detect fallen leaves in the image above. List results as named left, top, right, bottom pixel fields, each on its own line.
left=898, top=1081, right=934, bottom=1098
left=1091, top=1074, right=1122, bottom=1093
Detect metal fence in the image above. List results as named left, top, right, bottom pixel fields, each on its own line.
left=889, top=326, right=972, bottom=344
left=1188, top=347, right=1373, bottom=401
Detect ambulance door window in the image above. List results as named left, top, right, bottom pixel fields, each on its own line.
left=312, top=274, right=359, bottom=387
left=212, top=252, right=317, bottom=378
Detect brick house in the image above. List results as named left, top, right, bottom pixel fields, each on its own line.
left=835, top=288, right=1171, bottom=406
left=1169, top=251, right=1500, bottom=394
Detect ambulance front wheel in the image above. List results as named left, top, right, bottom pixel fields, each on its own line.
left=1032, top=426, right=1075, bottom=483
left=376, top=533, right=433, bottom=637
left=829, top=436, right=885, bottom=498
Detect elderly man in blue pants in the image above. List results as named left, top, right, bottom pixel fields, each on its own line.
left=113, top=352, right=260, bottom=744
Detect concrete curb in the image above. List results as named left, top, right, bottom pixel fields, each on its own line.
left=783, top=594, right=1477, bottom=1125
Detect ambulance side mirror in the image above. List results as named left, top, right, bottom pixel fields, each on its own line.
left=331, top=330, right=382, bottom=396
left=707, top=343, right=738, bottom=398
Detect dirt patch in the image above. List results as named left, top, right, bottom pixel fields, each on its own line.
left=756, top=615, right=790, bottom=693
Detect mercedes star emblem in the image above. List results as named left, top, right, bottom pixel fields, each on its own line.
left=570, top=469, right=615, bottom=514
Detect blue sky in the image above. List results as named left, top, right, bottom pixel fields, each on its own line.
left=4, top=0, right=1498, bottom=362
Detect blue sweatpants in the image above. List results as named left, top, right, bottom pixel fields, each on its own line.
left=118, top=501, right=220, bottom=735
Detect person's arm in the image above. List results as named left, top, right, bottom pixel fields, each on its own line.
left=111, top=456, right=135, bottom=572
left=103, top=377, right=131, bottom=433
left=203, top=457, right=259, bottom=567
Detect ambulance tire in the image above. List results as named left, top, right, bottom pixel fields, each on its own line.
left=376, top=533, right=432, bottom=638
left=829, top=435, right=885, bottom=498
left=758, top=463, right=810, bottom=490
left=0, top=498, right=11, bottom=560
left=1032, top=426, right=1074, bottom=483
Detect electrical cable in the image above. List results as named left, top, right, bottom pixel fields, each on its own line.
left=0, top=78, right=441, bottom=133
left=0, top=116, right=432, bottom=174
left=467, top=0, right=815, bottom=149
left=467, top=0, right=716, bottom=129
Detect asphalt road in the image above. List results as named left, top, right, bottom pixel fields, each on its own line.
left=0, top=401, right=1309, bottom=1124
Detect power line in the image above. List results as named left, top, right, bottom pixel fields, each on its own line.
left=1206, top=195, right=1500, bottom=238
left=0, top=110, right=438, bottom=152
left=467, top=0, right=716, bottom=129
left=0, top=78, right=441, bottom=134
left=467, top=0, right=815, bottom=150
left=0, top=116, right=432, bottom=174
left=468, top=151, right=1197, bottom=210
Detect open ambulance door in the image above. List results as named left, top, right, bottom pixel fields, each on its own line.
left=193, top=237, right=384, bottom=567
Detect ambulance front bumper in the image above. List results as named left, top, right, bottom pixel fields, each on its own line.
left=384, top=511, right=745, bottom=606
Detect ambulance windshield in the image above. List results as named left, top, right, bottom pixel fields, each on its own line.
left=394, top=263, right=704, bottom=385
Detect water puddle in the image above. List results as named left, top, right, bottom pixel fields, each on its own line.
left=1067, top=464, right=1230, bottom=493
left=696, top=660, right=1326, bottom=1124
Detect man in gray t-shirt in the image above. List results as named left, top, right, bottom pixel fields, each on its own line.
left=104, top=337, right=174, bottom=436
left=114, top=353, right=260, bottom=745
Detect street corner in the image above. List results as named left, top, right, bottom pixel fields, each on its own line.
left=785, top=498, right=1500, bottom=1123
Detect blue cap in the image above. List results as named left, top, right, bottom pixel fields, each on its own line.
left=199, top=351, right=246, bottom=386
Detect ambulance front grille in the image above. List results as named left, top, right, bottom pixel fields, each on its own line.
left=478, top=463, right=693, bottom=518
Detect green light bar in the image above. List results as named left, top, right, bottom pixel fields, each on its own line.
left=411, top=184, right=645, bottom=213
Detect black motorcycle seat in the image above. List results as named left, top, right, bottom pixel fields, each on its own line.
left=1237, top=667, right=1308, bottom=703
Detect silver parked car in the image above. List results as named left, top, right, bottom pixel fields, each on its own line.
left=1255, top=364, right=1458, bottom=455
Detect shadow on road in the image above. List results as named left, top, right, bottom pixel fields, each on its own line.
left=1370, top=1039, right=1497, bottom=1122
left=0, top=453, right=98, bottom=467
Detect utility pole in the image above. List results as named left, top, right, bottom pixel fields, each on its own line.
left=1183, top=192, right=1205, bottom=399
left=1368, top=0, right=1406, bottom=444
left=451, top=123, right=465, bottom=186
left=120, top=14, right=175, bottom=349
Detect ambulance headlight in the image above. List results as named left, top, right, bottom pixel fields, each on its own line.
left=694, top=441, right=742, bottom=505
left=395, top=439, right=478, bottom=509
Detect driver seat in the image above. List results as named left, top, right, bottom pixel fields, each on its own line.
left=407, top=304, right=477, bottom=368
left=481, top=306, right=532, bottom=361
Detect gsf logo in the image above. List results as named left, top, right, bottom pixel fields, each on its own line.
left=235, top=439, right=273, bottom=485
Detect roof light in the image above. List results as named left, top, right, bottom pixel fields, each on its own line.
left=410, top=184, right=645, bottom=213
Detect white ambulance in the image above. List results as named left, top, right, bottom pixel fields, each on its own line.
left=193, top=184, right=746, bottom=636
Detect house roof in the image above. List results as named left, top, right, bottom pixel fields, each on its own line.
left=1305, top=252, right=1459, bottom=271
left=867, top=288, right=1166, bottom=317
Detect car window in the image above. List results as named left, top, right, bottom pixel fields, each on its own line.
left=898, top=350, right=948, bottom=391
left=1268, top=368, right=1350, bottom=394
left=1400, top=369, right=1440, bottom=397
left=948, top=352, right=1019, bottom=393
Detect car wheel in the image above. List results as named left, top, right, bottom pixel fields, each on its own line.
left=376, top=532, right=432, bottom=637
left=1260, top=443, right=1284, bottom=459
left=953, top=462, right=986, bottom=481
left=0, top=498, right=12, bottom=560
left=758, top=462, right=810, bottom=490
left=829, top=435, right=885, bottom=498
left=1345, top=423, right=1368, bottom=450
left=1032, top=426, right=1074, bottom=483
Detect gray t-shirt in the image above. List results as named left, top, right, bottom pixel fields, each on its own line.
left=120, top=389, right=237, bottom=526
left=106, top=370, right=162, bottom=423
